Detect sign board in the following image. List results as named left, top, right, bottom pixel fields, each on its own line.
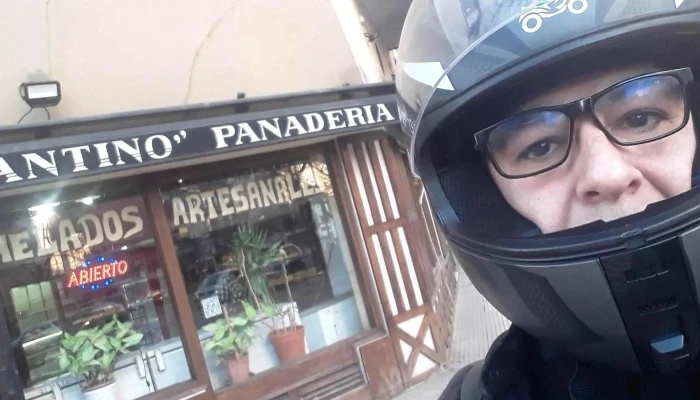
left=201, top=296, right=224, bottom=319
left=65, top=256, right=130, bottom=290
left=0, top=97, right=397, bottom=192
left=166, top=167, right=324, bottom=227
left=0, top=196, right=149, bottom=267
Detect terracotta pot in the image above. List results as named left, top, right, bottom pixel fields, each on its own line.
left=82, top=380, right=117, bottom=400
left=226, top=354, right=250, bottom=384
left=269, top=326, right=306, bottom=363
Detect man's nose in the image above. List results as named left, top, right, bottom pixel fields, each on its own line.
left=573, top=118, right=643, bottom=203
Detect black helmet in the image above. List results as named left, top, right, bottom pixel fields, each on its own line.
left=397, top=0, right=700, bottom=374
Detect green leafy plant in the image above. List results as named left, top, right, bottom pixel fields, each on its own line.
left=203, top=301, right=258, bottom=363
left=229, top=225, right=283, bottom=308
left=58, top=315, right=144, bottom=390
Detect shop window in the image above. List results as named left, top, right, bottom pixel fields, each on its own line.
left=160, top=153, right=370, bottom=391
left=0, top=195, right=191, bottom=400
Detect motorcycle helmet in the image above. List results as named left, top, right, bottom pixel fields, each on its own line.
left=396, top=0, right=700, bottom=374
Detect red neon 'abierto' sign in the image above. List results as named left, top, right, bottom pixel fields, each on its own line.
left=66, top=260, right=129, bottom=288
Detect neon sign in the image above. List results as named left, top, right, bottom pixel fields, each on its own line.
left=66, top=256, right=129, bottom=290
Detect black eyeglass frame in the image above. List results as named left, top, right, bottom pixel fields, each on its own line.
left=473, top=67, right=695, bottom=179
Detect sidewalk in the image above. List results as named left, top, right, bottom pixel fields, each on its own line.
left=393, top=270, right=510, bottom=399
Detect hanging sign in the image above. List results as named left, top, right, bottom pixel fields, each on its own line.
left=65, top=256, right=130, bottom=290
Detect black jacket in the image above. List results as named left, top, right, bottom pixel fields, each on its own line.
left=438, top=325, right=699, bottom=400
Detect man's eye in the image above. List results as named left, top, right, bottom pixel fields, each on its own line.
left=618, top=110, right=664, bottom=131
left=518, top=141, right=559, bottom=161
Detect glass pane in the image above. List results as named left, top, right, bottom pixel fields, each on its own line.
left=594, top=75, right=686, bottom=143
left=487, top=110, right=571, bottom=177
left=160, top=153, right=370, bottom=391
left=0, top=195, right=192, bottom=400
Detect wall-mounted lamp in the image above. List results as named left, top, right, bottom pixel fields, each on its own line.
left=19, top=81, right=61, bottom=108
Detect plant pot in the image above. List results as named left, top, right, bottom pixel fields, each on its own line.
left=82, top=380, right=117, bottom=400
left=269, top=326, right=306, bottom=363
left=226, top=354, right=250, bottom=384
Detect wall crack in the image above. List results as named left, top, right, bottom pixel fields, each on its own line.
left=184, top=0, right=241, bottom=104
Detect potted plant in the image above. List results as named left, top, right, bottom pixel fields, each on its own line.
left=230, top=226, right=307, bottom=364
left=58, top=315, right=144, bottom=400
left=228, top=225, right=281, bottom=307
left=262, top=301, right=306, bottom=363
left=260, top=244, right=307, bottom=363
left=203, top=301, right=257, bottom=384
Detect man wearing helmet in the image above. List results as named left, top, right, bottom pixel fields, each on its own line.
left=396, top=0, right=700, bottom=398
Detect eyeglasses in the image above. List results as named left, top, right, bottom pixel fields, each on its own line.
left=473, top=67, right=694, bottom=179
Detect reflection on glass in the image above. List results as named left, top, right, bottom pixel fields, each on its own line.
left=160, top=154, right=370, bottom=390
left=0, top=195, right=191, bottom=400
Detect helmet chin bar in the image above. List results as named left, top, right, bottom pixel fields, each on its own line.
left=600, top=234, right=700, bottom=374
left=452, top=222, right=700, bottom=374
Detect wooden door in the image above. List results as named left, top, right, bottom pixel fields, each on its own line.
left=337, top=134, right=455, bottom=388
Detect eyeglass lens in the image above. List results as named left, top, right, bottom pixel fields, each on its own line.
left=487, top=74, right=686, bottom=177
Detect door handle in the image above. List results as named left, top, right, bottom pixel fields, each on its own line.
left=135, top=356, right=147, bottom=379
left=155, top=350, right=166, bottom=372
left=51, top=383, right=65, bottom=400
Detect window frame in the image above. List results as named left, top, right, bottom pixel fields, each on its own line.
left=147, top=141, right=384, bottom=398
left=0, top=140, right=386, bottom=400
left=0, top=180, right=213, bottom=400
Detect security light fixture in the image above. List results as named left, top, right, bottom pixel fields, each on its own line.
left=19, top=81, right=61, bottom=108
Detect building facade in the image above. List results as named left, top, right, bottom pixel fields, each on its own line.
left=0, top=1, right=458, bottom=399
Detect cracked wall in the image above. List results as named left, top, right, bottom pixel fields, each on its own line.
left=0, top=0, right=364, bottom=126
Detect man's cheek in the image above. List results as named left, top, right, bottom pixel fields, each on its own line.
left=518, top=196, right=565, bottom=234
left=649, top=140, right=695, bottom=196
left=534, top=209, right=565, bottom=234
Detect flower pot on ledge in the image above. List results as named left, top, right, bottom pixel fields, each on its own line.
left=226, top=354, right=251, bottom=384
left=82, top=380, right=117, bottom=400
left=269, top=325, right=306, bottom=363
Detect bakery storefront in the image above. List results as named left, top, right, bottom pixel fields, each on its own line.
left=0, top=83, right=458, bottom=400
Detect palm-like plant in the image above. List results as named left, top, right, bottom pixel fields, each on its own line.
left=228, top=225, right=283, bottom=309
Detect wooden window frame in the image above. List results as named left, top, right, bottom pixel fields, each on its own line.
left=0, top=138, right=387, bottom=400
left=0, top=179, right=215, bottom=399
left=145, top=141, right=386, bottom=399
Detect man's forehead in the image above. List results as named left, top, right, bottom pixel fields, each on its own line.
left=517, top=65, right=658, bottom=112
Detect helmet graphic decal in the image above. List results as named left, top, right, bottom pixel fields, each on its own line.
left=519, top=0, right=590, bottom=33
